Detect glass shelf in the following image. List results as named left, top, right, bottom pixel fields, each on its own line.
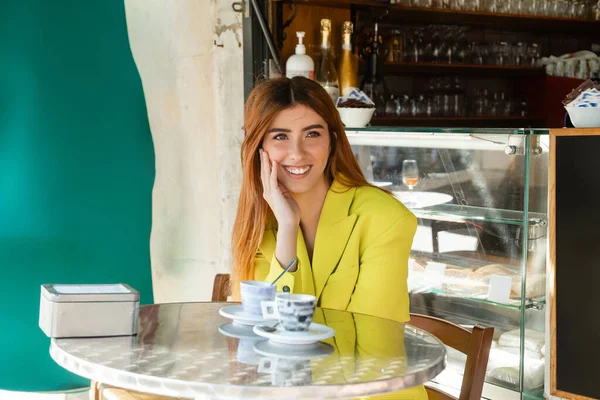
left=409, top=203, right=547, bottom=227
left=346, top=129, right=548, bottom=150
left=348, top=127, right=550, bottom=135
left=411, top=289, right=545, bottom=311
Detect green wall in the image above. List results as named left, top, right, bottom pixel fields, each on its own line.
left=0, top=0, right=155, bottom=391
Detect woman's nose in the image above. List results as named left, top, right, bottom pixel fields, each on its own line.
left=289, top=139, right=307, bottom=160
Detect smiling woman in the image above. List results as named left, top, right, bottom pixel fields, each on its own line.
left=231, top=78, right=425, bottom=399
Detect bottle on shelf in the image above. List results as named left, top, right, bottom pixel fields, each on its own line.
left=360, top=19, right=388, bottom=116
left=285, top=32, right=314, bottom=80
left=315, top=18, right=340, bottom=104
left=338, top=21, right=359, bottom=97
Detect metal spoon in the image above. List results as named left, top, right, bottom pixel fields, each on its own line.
left=257, top=322, right=280, bottom=332
left=270, top=258, right=297, bottom=286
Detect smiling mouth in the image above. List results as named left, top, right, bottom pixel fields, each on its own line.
left=283, top=165, right=312, bottom=176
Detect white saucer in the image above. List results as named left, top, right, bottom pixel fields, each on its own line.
left=393, top=191, right=453, bottom=209
left=369, top=180, right=393, bottom=188
left=219, top=305, right=272, bottom=326
left=253, top=322, right=335, bottom=345
left=253, top=340, right=335, bottom=360
left=218, top=322, right=261, bottom=340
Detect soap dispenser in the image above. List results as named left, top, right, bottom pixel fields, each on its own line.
left=285, top=32, right=315, bottom=79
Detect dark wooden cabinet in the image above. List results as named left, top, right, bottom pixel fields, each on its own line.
left=264, top=0, right=599, bottom=127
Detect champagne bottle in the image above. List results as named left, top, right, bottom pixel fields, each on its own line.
left=360, top=20, right=388, bottom=116
left=315, top=18, right=340, bottom=104
left=338, top=21, right=359, bottom=97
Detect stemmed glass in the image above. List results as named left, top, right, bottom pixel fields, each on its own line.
left=402, top=159, right=420, bottom=207
left=402, top=160, right=420, bottom=190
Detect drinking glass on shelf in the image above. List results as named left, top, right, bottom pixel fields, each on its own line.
left=402, top=160, right=420, bottom=190
left=528, top=43, right=540, bottom=67
left=385, top=94, right=399, bottom=116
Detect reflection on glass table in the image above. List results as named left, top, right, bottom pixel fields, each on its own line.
left=50, top=302, right=446, bottom=399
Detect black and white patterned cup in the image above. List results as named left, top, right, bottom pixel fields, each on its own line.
left=261, top=293, right=316, bottom=332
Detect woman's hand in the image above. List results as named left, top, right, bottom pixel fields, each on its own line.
left=259, top=149, right=300, bottom=228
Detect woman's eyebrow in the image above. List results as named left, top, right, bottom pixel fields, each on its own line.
left=266, top=127, right=291, bottom=133
left=302, top=124, right=325, bottom=131
left=267, top=124, right=324, bottom=134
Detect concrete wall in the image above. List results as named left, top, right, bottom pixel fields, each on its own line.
left=124, top=0, right=244, bottom=303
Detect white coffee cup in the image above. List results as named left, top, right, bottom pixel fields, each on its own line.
left=240, top=280, right=276, bottom=316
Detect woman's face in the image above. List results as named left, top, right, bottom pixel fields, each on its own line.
left=261, top=105, right=331, bottom=196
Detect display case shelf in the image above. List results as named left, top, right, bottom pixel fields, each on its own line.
left=411, top=289, right=545, bottom=311
left=369, top=116, right=545, bottom=128
left=347, top=128, right=546, bottom=150
left=360, top=61, right=546, bottom=78
left=409, top=202, right=547, bottom=227
left=275, top=0, right=600, bottom=35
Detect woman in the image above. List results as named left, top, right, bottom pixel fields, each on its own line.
left=231, top=77, right=424, bottom=399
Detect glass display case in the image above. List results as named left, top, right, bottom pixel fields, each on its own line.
left=347, top=127, right=548, bottom=399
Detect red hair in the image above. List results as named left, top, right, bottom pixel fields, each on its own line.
left=231, top=77, right=376, bottom=299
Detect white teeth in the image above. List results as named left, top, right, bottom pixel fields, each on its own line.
left=285, top=166, right=310, bottom=175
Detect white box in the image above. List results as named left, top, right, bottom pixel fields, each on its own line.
left=39, top=283, right=140, bottom=338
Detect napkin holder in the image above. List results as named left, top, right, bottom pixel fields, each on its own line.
left=39, top=283, right=140, bottom=338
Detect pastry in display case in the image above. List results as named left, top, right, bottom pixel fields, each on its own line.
left=347, top=127, right=548, bottom=399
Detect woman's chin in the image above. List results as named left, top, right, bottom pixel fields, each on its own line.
left=281, top=179, right=315, bottom=196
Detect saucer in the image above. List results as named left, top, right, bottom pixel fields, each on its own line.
left=253, top=340, right=335, bottom=360
left=218, top=322, right=260, bottom=340
left=219, top=305, right=271, bottom=326
left=253, top=322, right=335, bottom=345
left=393, top=191, right=453, bottom=209
left=369, top=180, right=393, bottom=188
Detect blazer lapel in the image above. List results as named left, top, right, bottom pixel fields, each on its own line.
left=312, top=179, right=358, bottom=301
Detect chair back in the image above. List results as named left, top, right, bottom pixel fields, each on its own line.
left=212, top=273, right=231, bottom=302
left=409, top=314, right=494, bottom=400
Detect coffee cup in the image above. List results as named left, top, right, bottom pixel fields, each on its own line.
left=257, top=357, right=312, bottom=386
left=240, top=280, right=276, bottom=316
left=260, top=293, right=316, bottom=332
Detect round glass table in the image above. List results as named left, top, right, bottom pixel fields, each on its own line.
left=50, top=303, right=446, bottom=399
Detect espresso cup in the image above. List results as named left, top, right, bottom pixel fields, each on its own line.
left=240, top=280, right=276, bottom=316
left=261, top=293, right=316, bottom=332
left=257, top=357, right=312, bottom=386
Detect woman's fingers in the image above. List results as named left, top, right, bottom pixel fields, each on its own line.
left=270, top=160, right=279, bottom=190
left=260, top=150, right=271, bottom=195
left=259, top=150, right=266, bottom=187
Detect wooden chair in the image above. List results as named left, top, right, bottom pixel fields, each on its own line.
left=211, top=273, right=230, bottom=302
left=409, top=313, right=494, bottom=400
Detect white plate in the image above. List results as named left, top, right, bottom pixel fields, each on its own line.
left=369, top=180, right=393, bottom=188
left=218, top=322, right=260, bottom=340
left=253, top=322, right=335, bottom=345
left=393, top=191, right=453, bottom=209
left=219, top=305, right=273, bottom=326
left=253, top=340, right=334, bottom=360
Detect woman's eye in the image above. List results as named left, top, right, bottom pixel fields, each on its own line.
left=306, top=131, right=321, bottom=138
left=273, top=133, right=287, bottom=140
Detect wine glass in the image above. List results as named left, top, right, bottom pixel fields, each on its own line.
left=402, top=159, right=420, bottom=190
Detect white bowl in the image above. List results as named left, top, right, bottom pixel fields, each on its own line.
left=565, top=106, right=600, bottom=128
left=336, top=107, right=375, bottom=128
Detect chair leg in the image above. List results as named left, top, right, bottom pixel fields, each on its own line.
left=90, top=380, right=100, bottom=400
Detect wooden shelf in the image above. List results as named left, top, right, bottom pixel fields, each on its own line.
left=359, top=61, right=546, bottom=77
left=275, top=0, right=600, bottom=35
left=370, top=115, right=545, bottom=127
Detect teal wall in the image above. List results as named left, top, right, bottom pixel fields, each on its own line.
left=0, top=0, right=155, bottom=392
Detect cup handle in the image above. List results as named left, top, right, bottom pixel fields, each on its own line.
left=260, top=300, right=278, bottom=320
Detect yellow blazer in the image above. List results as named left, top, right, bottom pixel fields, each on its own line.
left=254, top=178, right=427, bottom=400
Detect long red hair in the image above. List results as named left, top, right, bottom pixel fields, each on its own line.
left=231, top=77, right=374, bottom=299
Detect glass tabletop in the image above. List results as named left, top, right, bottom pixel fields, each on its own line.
left=50, top=302, right=446, bottom=399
